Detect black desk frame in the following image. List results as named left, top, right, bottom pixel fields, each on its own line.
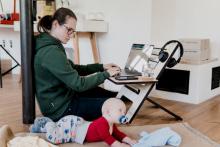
left=0, top=45, right=20, bottom=88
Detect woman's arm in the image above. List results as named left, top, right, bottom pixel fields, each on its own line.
left=42, top=47, right=109, bottom=92
left=68, top=59, right=104, bottom=75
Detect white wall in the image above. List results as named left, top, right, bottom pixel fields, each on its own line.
left=175, top=0, right=220, bottom=59
left=150, top=0, right=177, bottom=46
left=1, top=0, right=220, bottom=79
left=0, top=28, right=21, bottom=74
left=150, top=0, right=220, bottom=103
left=151, top=0, right=220, bottom=59
left=1, top=0, right=152, bottom=74
left=69, top=0, right=152, bottom=67
left=0, top=0, right=20, bottom=74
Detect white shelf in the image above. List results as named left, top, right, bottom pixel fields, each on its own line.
left=0, top=24, right=14, bottom=29
left=13, top=20, right=108, bottom=33
left=13, top=21, right=38, bottom=32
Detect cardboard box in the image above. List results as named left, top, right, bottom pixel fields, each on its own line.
left=179, top=38, right=210, bottom=63
left=36, top=0, right=56, bottom=21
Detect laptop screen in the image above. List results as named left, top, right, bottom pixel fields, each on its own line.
left=125, top=44, right=154, bottom=73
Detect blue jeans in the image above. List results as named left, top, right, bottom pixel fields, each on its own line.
left=59, top=87, right=117, bottom=121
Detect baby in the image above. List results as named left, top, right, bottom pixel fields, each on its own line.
left=30, top=98, right=137, bottom=147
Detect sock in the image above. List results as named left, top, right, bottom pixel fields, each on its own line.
left=133, top=127, right=181, bottom=147
left=29, top=117, right=53, bottom=133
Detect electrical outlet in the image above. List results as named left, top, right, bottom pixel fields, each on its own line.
left=2, top=40, right=5, bottom=48
left=9, top=40, right=13, bottom=49
left=1, top=40, right=12, bottom=53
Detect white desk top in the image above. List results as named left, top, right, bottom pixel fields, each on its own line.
left=108, top=76, right=157, bottom=85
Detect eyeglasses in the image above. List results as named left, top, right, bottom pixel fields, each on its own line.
left=63, top=24, right=75, bottom=35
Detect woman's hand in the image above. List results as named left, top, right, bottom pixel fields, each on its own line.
left=104, top=63, right=120, bottom=70
left=107, top=67, right=121, bottom=77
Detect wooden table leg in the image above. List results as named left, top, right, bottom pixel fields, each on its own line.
left=90, top=32, right=100, bottom=63
left=72, top=32, right=80, bottom=64
left=72, top=32, right=101, bottom=64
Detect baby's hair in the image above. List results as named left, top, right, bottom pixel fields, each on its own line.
left=101, top=98, right=125, bottom=114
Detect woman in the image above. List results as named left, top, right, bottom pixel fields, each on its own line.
left=34, top=8, right=120, bottom=121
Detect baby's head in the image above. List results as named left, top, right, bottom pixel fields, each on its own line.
left=102, top=98, right=127, bottom=124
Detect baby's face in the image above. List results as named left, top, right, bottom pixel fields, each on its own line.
left=109, top=103, right=126, bottom=123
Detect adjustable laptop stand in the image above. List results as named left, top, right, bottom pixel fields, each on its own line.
left=0, top=45, right=20, bottom=88
left=110, top=44, right=183, bottom=123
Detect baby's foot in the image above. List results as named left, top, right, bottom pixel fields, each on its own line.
left=29, top=117, right=52, bottom=133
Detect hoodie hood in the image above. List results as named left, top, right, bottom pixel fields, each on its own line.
left=35, top=33, right=63, bottom=53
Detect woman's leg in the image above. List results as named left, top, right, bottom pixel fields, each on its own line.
left=77, top=86, right=118, bottom=98
left=62, top=87, right=117, bottom=121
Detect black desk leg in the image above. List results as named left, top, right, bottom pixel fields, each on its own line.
left=146, top=98, right=183, bottom=121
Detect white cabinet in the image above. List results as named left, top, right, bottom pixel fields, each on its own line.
left=150, top=59, right=220, bottom=104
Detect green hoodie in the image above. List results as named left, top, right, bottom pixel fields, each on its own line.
left=34, top=33, right=110, bottom=120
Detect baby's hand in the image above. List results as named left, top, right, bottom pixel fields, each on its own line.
left=122, top=137, right=137, bottom=145
left=121, top=143, right=131, bottom=147
left=111, top=141, right=130, bottom=147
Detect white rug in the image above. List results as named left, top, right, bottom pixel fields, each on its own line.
left=15, top=122, right=219, bottom=147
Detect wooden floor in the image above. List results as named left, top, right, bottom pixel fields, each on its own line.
left=1, top=74, right=220, bottom=143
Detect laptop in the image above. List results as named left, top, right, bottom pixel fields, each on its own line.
left=118, top=43, right=154, bottom=77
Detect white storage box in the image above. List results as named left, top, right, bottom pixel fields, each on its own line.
left=76, top=20, right=108, bottom=32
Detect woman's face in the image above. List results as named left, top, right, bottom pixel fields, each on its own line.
left=52, top=17, right=77, bottom=44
